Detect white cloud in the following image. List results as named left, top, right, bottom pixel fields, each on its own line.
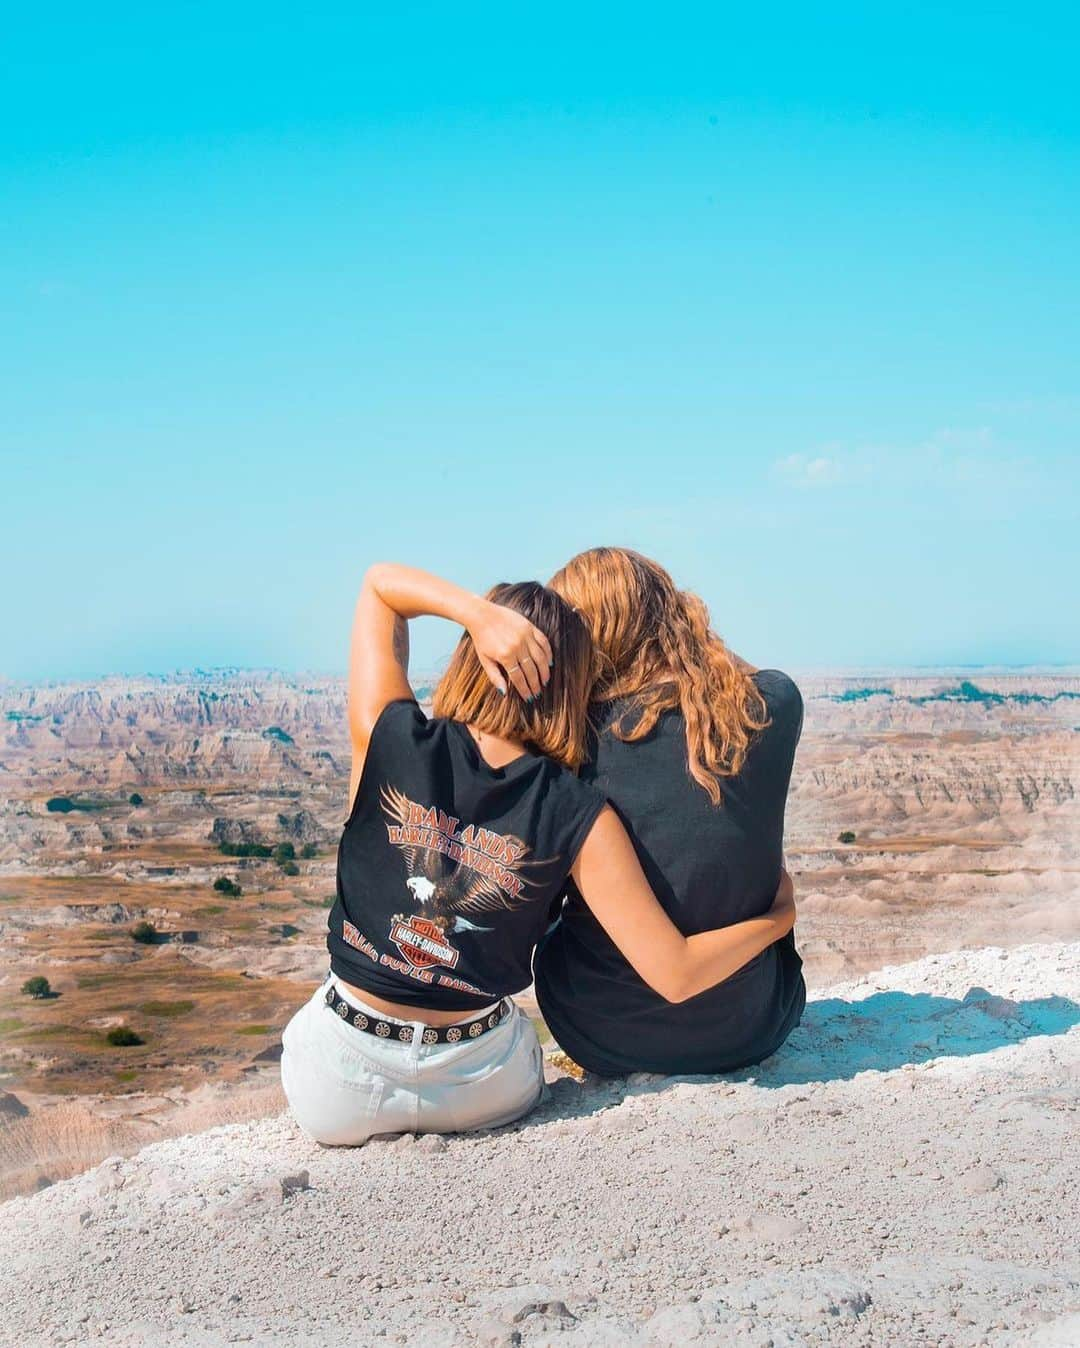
left=771, top=427, right=1019, bottom=491
left=772, top=453, right=845, bottom=488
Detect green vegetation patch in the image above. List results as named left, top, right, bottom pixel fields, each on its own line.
left=45, top=796, right=113, bottom=814
left=115, top=1069, right=138, bottom=1082
left=106, top=1027, right=144, bottom=1047
left=263, top=726, right=295, bottom=744
left=910, top=682, right=1080, bottom=707
left=829, top=687, right=893, bottom=703
left=16, top=1023, right=79, bottom=1038
left=138, top=1000, right=196, bottom=1018
left=0, top=1018, right=24, bottom=1034
left=76, top=972, right=119, bottom=990
left=218, top=841, right=272, bottom=858
left=235, top=1024, right=273, bottom=1036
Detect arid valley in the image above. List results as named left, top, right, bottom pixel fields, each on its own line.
left=1, top=669, right=1077, bottom=1202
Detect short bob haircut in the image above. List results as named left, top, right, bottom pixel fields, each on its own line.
left=431, top=582, right=595, bottom=771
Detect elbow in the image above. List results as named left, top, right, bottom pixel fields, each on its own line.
left=647, top=946, right=702, bottom=1004
left=362, top=562, right=392, bottom=593
left=653, top=973, right=695, bottom=1005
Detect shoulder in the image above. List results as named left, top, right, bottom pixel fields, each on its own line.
left=539, top=760, right=608, bottom=848
left=753, top=670, right=804, bottom=735
left=541, top=756, right=607, bottom=810
left=367, top=697, right=428, bottom=751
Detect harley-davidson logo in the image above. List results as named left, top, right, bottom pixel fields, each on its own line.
left=389, top=916, right=460, bottom=971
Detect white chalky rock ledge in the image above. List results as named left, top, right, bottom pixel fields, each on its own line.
left=2, top=942, right=1078, bottom=1347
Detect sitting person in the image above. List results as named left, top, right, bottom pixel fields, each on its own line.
left=280, top=561, right=796, bottom=1143
left=535, top=547, right=806, bottom=1076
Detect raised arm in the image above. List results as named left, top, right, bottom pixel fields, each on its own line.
left=571, top=806, right=796, bottom=1004
left=347, top=563, right=554, bottom=781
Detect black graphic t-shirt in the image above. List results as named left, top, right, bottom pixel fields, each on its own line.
left=328, top=699, right=607, bottom=1012
left=535, top=670, right=806, bottom=1075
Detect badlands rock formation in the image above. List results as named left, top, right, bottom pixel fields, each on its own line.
left=1, top=943, right=1077, bottom=1347
left=0, top=669, right=1077, bottom=1203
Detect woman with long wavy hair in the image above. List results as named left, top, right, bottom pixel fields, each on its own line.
left=535, top=547, right=806, bottom=1077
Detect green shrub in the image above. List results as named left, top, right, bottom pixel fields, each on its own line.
left=213, top=876, right=243, bottom=897
left=273, top=842, right=296, bottom=864
left=21, top=975, right=52, bottom=999
left=218, top=841, right=272, bottom=858
left=106, top=1026, right=144, bottom=1047
left=300, top=843, right=318, bottom=859
left=838, top=831, right=857, bottom=845
left=128, top=792, right=144, bottom=807
left=131, top=921, right=157, bottom=944
left=279, top=860, right=300, bottom=877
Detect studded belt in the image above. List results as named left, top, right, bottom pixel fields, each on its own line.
left=323, top=982, right=512, bottom=1045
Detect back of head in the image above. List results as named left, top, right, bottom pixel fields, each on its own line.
left=431, top=582, right=595, bottom=771
left=549, top=547, right=769, bottom=803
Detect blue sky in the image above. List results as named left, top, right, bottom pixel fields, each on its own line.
left=3, top=4, right=1077, bottom=681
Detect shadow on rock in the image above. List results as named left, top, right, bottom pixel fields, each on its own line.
left=516, top=985, right=1080, bottom=1126
left=747, top=986, right=1080, bottom=1087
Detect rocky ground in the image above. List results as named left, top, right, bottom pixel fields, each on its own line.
left=2, top=942, right=1077, bottom=1348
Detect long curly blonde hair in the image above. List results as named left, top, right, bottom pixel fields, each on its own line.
left=549, top=547, right=769, bottom=805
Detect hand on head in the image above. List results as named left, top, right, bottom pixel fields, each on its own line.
left=469, top=600, right=553, bottom=701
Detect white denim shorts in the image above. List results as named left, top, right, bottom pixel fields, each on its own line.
left=280, top=976, right=544, bottom=1146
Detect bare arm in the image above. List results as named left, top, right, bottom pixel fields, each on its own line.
left=347, top=563, right=554, bottom=797
left=571, top=806, right=796, bottom=1004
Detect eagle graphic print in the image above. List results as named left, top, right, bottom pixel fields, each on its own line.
left=377, top=784, right=549, bottom=975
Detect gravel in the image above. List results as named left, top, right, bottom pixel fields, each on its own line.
left=1, top=942, right=1078, bottom=1347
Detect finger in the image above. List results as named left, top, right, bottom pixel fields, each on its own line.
left=505, top=661, right=532, bottom=701
left=527, top=635, right=552, bottom=684
left=477, top=655, right=507, bottom=696
left=519, top=653, right=543, bottom=698
left=531, top=625, right=554, bottom=671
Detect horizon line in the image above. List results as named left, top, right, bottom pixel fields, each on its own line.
left=3, top=660, right=1080, bottom=689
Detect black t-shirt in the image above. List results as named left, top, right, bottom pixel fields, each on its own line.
left=535, top=669, right=806, bottom=1075
left=328, top=699, right=607, bottom=1012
